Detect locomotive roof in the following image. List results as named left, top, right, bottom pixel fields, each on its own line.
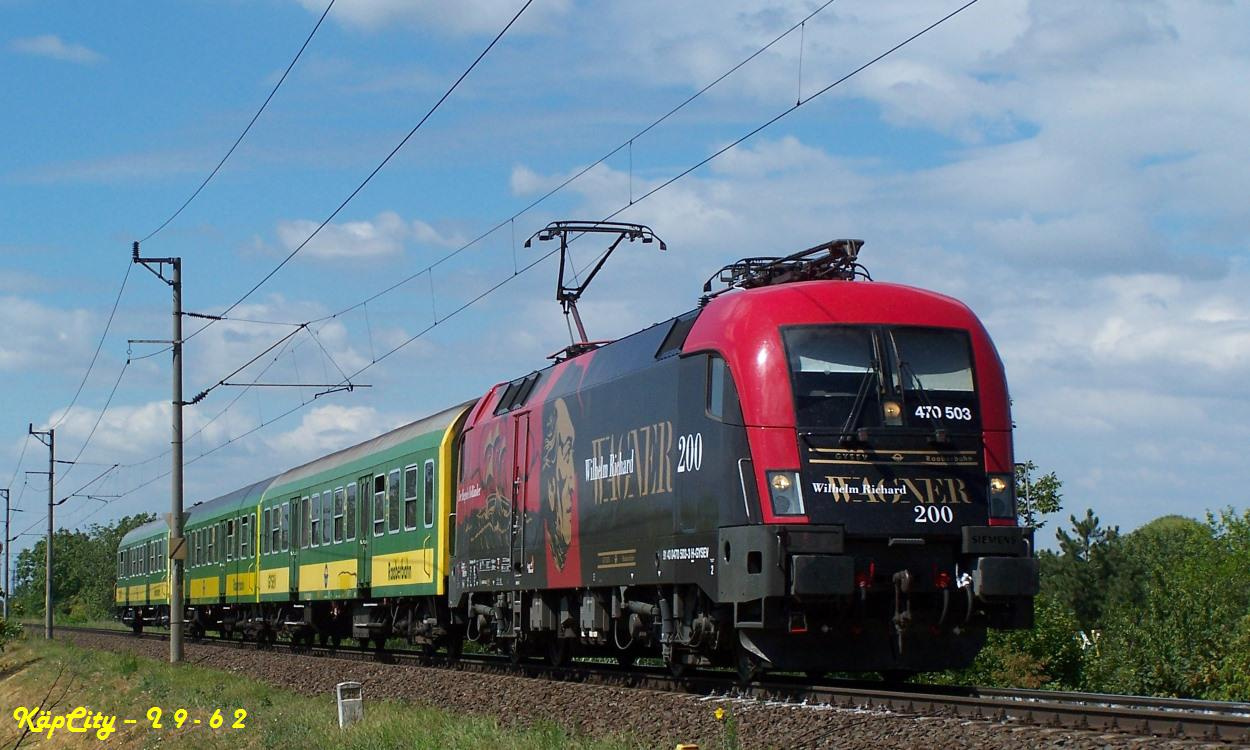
left=268, top=400, right=474, bottom=491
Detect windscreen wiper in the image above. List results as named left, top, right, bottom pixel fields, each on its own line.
left=898, top=359, right=949, bottom=444
left=839, top=360, right=880, bottom=444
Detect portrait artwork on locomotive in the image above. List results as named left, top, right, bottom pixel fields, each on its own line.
left=117, top=226, right=1038, bottom=681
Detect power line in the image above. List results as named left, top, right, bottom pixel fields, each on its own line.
left=140, top=0, right=338, bottom=243
left=307, top=0, right=842, bottom=327
left=54, top=360, right=130, bottom=488
left=184, top=0, right=536, bottom=344
left=50, top=262, right=132, bottom=431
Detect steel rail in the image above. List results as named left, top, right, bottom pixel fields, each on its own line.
left=49, top=625, right=1250, bottom=743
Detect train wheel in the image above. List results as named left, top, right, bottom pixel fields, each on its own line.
left=880, top=670, right=915, bottom=685
left=356, top=638, right=370, bottom=650
left=615, top=652, right=636, bottom=668
left=546, top=638, right=570, bottom=668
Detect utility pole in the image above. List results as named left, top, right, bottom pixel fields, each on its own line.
left=0, top=487, right=7, bottom=620
left=28, top=425, right=54, bottom=638
left=133, top=242, right=185, bottom=664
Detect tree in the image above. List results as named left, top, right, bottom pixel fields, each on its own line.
left=1050, top=509, right=1121, bottom=633
left=1084, top=509, right=1250, bottom=699
left=11, top=513, right=154, bottom=622
left=1015, top=461, right=1063, bottom=528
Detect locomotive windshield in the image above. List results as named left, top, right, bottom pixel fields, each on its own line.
left=782, top=325, right=977, bottom=432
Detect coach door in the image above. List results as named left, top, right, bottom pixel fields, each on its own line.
left=357, top=476, right=372, bottom=589
left=510, top=412, right=530, bottom=574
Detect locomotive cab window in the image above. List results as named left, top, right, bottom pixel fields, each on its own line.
left=889, top=328, right=975, bottom=392
left=706, top=354, right=742, bottom=422
left=782, top=326, right=882, bottom=430
left=782, top=325, right=979, bottom=432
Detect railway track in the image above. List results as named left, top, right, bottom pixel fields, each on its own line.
left=49, top=625, right=1250, bottom=743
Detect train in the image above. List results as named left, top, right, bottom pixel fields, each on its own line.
left=116, top=230, right=1038, bottom=680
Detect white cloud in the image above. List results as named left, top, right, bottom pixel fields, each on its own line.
left=273, top=211, right=464, bottom=260
left=0, top=295, right=94, bottom=371
left=296, top=0, right=572, bottom=34
left=265, top=404, right=401, bottom=460
left=9, top=34, right=103, bottom=64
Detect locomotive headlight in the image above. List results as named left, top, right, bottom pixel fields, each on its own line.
left=767, top=471, right=805, bottom=516
left=987, top=473, right=1015, bottom=520
left=883, top=401, right=901, bottom=419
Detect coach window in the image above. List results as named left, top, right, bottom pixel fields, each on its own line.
left=281, top=502, right=290, bottom=552
left=345, top=483, right=357, bottom=541
left=273, top=506, right=283, bottom=552
left=300, top=497, right=311, bottom=549
left=333, top=488, right=345, bottom=543
left=320, top=491, right=332, bottom=545
left=208, top=527, right=215, bottom=564
left=240, top=515, right=250, bottom=558
left=424, top=459, right=436, bottom=528
left=373, top=475, right=386, bottom=536
left=388, top=469, right=401, bottom=533
left=262, top=508, right=272, bottom=555
left=289, top=500, right=299, bottom=549
left=403, top=466, right=418, bottom=530
left=225, top=520, right=233, bottom=561
left=310, top=494, right=321, bottom=547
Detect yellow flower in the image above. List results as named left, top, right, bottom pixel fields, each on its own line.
left=714, top=707, right=725, bottom=721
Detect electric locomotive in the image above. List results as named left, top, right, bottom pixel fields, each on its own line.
left=450, top=225, right=1037, bottom=678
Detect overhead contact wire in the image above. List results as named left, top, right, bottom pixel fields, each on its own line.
left=309, top=0, right=841, bottom=325
left=186, top=0, right=536, bottom=343
left=140, top=0, right=338, bottom=244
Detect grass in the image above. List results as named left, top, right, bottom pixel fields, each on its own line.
left=0, top=634, right=644, bottom=749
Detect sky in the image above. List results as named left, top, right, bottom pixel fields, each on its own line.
left=2, top=0, right=1247, bottom=560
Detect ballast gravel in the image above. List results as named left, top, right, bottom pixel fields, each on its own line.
left=59, top=631, right=1235, bottom=749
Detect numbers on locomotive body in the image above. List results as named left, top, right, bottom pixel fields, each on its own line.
left=914, top=405, right=973, bottom=421
left=914, top=505, right=955, bottom=524
left=676, top=432, right=703, bottom=473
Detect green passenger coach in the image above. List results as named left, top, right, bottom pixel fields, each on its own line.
left=117, top=401, right=474, bottom=648
left=117, top=518, right=170, bottom=631
left=184, top=478, right=270, bottom=638
left=255, top=402, right=470, bottom=647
